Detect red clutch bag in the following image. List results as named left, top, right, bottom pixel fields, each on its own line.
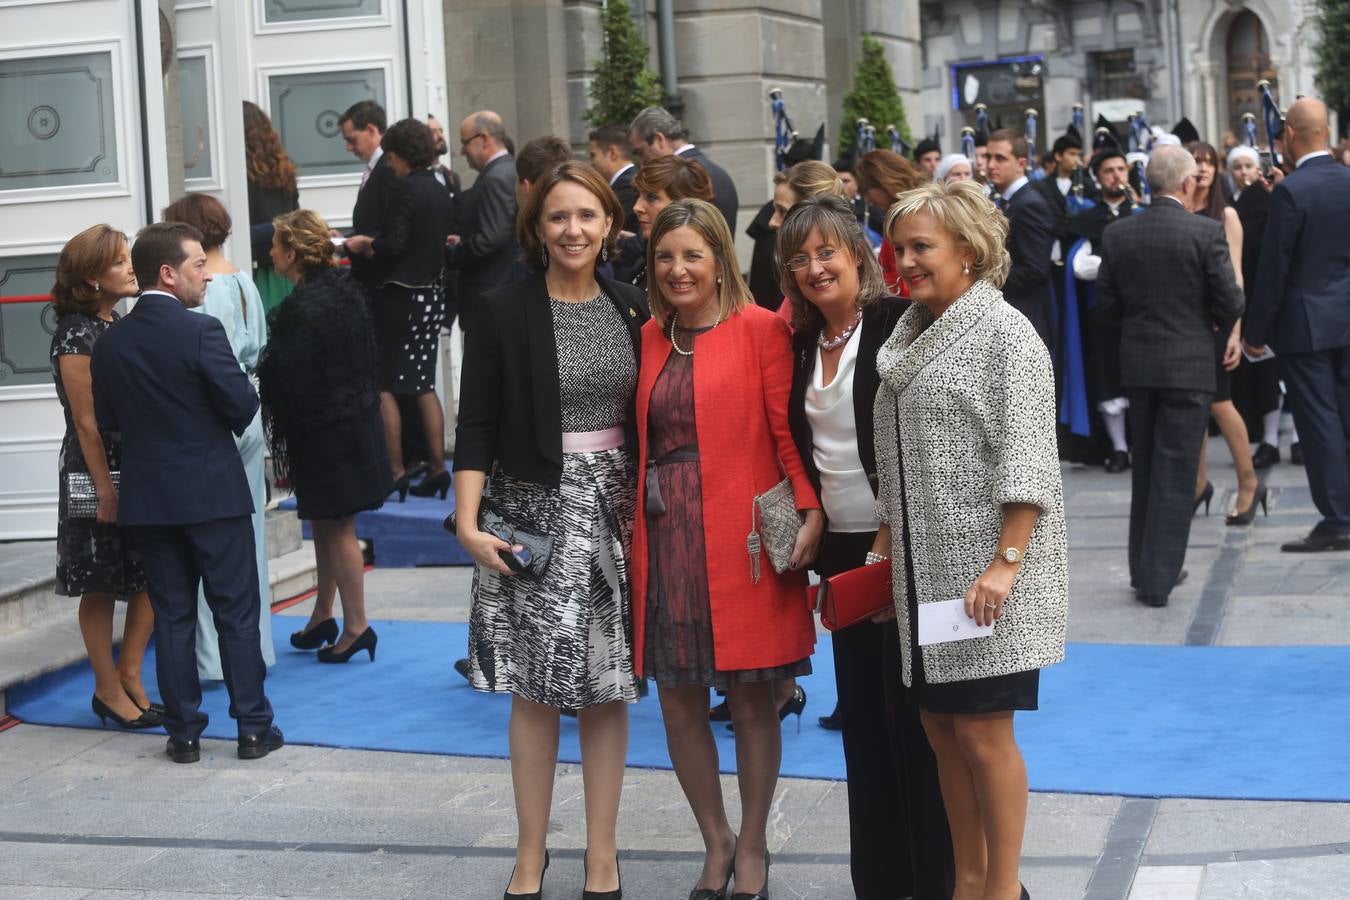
left=810, top=560, right=893, bottom=631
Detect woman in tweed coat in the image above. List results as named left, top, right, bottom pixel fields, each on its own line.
left=871, top=180, right=1068, bottom=900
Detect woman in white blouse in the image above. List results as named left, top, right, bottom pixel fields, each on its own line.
left=783, top=195, right=954, bottom=899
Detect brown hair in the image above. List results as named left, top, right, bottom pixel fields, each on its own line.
left=853, top=150, right=925, bottom=203
left=645, top=198, right=751, bottom=326
left=161, top=192, right=232, bottom=251
left=273, top=209, right=337, bottom=276
left=776, top=195, right=887, bottom=333
left=243, top=101, right=298, bottom=193
left=987, top=129, right=1029, bottom=161
left=1186, top=141, right=1229, bottom=222
left=381, top=117, right=438, bottom=170
left=515, top=136, right=573, bottom=186
left=132, top=222, right=203, bottom=290
left=52, top=225, right=129, bottom=317
left=515, top=161, right=624, bottom=273
left=632, top=154, right=714, bottom=202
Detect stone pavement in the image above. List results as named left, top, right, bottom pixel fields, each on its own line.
left=1, top=436, right=1348, bottom=900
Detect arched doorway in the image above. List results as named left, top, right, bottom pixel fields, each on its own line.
left=1226, top=10, right=1279, bottom=140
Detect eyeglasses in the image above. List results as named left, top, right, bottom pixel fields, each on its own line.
left=459, top=132, right=486, bottom=149
left=784, top=247, right=840, bottom=271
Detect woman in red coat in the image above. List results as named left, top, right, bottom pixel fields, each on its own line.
left=632, top=198, right=823, bottom=900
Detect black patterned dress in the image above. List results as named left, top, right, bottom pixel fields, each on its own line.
left=466, top=293, right=639, bottom=708
left=51, top=312, right=147, bottom=597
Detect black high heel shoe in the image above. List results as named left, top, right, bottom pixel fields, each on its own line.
left=582, top=850, right=622, bottom=899
left=1193, top=481, right=1214, bottom=516
left=689, top=841, right=735, bottom=900
left=1226, top=484, right=1269, bottom=526
left=317, top=627, right=377, bottom=663
left=709, top=697, right=732, bottom=722
left=290, top=617, right=338, bottom=650
left=504, top=849, right=548, bottom=900
left=408, top=469, right=451, bottom=500
left=730, top=851, right=770, bottom=900
left=390, top=473, right=411, bottom=503
left=727, top=686, right=807, bottom=734
left=92, top=695, right=161, bottom=730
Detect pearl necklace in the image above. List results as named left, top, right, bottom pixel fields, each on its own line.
left=668, top=311, right=721, bottom=356
left=817, top=308, right=862, bottom=351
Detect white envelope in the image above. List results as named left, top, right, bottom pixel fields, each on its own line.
left=917, top=597, right=995, bottom=646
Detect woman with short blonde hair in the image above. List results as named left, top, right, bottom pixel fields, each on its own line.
left=873, top=179, right=1067, bottom=900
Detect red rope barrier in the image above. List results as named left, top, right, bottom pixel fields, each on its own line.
left=0, top=294, right=52, bottom=305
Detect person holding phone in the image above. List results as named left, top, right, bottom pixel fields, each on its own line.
left=874, top=181, right=1068, bottom=900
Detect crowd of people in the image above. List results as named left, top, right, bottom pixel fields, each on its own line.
left=45, top=87, right=1350, bottom=900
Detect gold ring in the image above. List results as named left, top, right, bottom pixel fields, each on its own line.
left=984, top=602, right=997, bottom=609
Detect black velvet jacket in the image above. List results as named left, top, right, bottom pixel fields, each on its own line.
left=787, top=296, right=909, bottom=505
left=453, top=270, right=649, bottom=487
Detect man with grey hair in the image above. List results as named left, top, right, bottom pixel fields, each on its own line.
left=447, top=110, right=517, bottom=332
left=628, top=106, right=739, bottom=230
left=1097, top=144, right=1246, bottom=608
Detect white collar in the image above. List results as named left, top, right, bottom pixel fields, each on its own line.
left=366, top=146, right=383, bottom=169
left=609, top=162, right=634, bottom=185
left=1296, top=150, right=1332, bottom=168
left=674, top=144, right=696, bottom=156
left=1001, top=176, right=1028, bottom=201
left=484, top=147, right=510, bottom=166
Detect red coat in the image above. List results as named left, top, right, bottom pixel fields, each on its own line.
left=632, top=305, right=820, bottom=675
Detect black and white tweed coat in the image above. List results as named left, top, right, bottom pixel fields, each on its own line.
left=873, top=279, right=1068, bottom=686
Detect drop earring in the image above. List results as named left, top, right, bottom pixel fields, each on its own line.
left=92, top=281, right=100, bottom=293
left=602, top=243, right=609, bottom=263
left=962, top=261, right=970, bottom=275
left=540, top=246, right=549, bottom=268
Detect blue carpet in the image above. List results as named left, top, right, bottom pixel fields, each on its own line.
left=279, top=494, right=471, bottom=567
left=9, top=620, right=1350, bottom=801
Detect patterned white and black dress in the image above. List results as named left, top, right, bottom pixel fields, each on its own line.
left=466, top=293, right=639, bottom=708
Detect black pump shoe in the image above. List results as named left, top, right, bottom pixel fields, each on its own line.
left=408, top=469, right=451, bottom=499
left=729, top=851, right=771, bottom=900
left=728, top=686, right=806, bottom=734
left=689, top=843, right=735, bottom=900
left=582, top=850, right=622, bottom=899
left=503, top=849, right=548, bottom=900
left=92, top=695, right=161, bottom=730
left=290, top=618, right=338, bottom=650
left=390, top=473, right=411, bottom=502
left=1226, top=485, right=1269, bottom=526
left=1193, top=481, right=1214, bottom=516
left=317, top=627, right=377, bottom=663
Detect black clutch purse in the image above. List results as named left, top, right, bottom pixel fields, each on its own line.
left=443, top=499, right=553, bottom=578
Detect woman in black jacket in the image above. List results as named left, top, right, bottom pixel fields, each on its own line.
left=344, top=118, right=455, bottom=500
left=258, top=210, right=392, bottom=663
left=781, top=196, right=953, bottom=900
left=453, top=161, right=646, bottom=899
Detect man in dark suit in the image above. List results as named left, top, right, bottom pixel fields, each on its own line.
left=588, top=123, right=638, bottom=232
left=986, top=129, right=1057, bottom=348
left=339, top=100, right=396, bottom=291
left=1098, top=146, right=1246, bottom=607
left=1245, top=98, right=1350, bottom=552
left=91, top=223, right=281, bottom=764
left=628, top=106, right=740, bottom=232
left=447, top=110, right=518, bottom=333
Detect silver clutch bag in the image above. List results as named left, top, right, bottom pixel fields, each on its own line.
left=65, top=471, right=118, bottom=519
left=748, top=477, right=802, bottom=582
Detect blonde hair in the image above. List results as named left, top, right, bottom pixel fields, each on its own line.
left=645, top=198, right=751, bottom=326
left=273, top=209, right=337, bottom=276
left=773, top=160, right=845, bottom=201
left=884, top=181, right=1011, bottom=288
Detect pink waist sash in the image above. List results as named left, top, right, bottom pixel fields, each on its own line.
left=561, top=426, right=625, bottom=454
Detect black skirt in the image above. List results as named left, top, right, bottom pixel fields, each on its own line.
left=288, top=403, right=393, bottom=520
left=373, top=283, right=445, bottom=395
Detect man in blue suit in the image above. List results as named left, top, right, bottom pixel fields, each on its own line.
left=92, top=223, right=282, bottom=763
left=1246, top=98, right=1350, bottom=552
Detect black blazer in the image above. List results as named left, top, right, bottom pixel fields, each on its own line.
left=350, top=154, right=398, bottom=288
left=1097, top=198, right=1245, bottom=392
left=677, top=145, right=739, bottom=233
left=611, top=164, right=639, bottom=233
left=448, top=153, right=520, bottom=307
left=454, top=271, right=649, bottom=487
left=1248, top=155, right=1350, bottom=353
left=371, top=169, right=455, bottom=288
left=787, top=297, right=909, bottom=505
left=91, top=292, right=257, bottom=527
left=1004, top=183, right=1057, bottom=346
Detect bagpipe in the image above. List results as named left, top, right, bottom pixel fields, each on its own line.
left=886, top=125, right=909, bottom=158
left=1025, top=108, right=1041, bottom=179
left=855, top=118, right=877, bottom=154
left=1126, top=111, right=1152, bottom=154
left=1258, top=79, right=1284, bottom=167
left=1242, top=112, right=1259, bottom=149
left=770, top=88, right=795, bottom=172
left=961, top=126, right=976, bottom=161
left=1067, top=104, right=1095, bottom=214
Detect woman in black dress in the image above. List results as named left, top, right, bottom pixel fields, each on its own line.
left=259, top=210, right=392, bottom=663
left=344, top=118, right=455, bottom=501
left=50, top=225, right=161, bottom=729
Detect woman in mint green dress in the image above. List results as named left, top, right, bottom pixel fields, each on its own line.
left=162, top=193, right=275, bottom=678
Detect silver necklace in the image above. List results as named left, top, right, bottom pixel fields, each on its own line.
left=817, top=308, right=862, bottom=351
left=668, top=310, right=721, bottom=356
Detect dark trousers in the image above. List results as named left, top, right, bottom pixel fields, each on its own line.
left=1281, top=349, right=1350, bottom=534
left=1126, top=388, right=1212, bottom=596
left=819, top=531, right=954, bottom=900
left=130, top=516, right=274, bottom=743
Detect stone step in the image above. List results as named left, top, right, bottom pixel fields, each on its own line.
left=266, top=507, right=302, bottom=558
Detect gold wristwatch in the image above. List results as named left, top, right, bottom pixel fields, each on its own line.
left=996, top=546, right=1022, bottom=566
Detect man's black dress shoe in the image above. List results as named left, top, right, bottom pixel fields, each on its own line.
left=1290, top=442, right=1304, bottom=465
left=238, top=725, right=285, bottom=760
left=1136, top=593, right=1169, bottom=608
left=166, top=737, right=200, bottom=764
left=1251, top=442, right=1280, bottom=469
left=1104, top=450, right=1130, bottom=473
left=1282, top=531, right=1350, bottom=553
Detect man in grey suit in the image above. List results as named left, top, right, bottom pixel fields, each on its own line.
left=1245, top=98, right=1350, bottom=553
left=628, top=106, right=740, bottom=232
left=447, top=110, right=517, bottom=333
left=1098, top=146, right=1245, bottom=607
